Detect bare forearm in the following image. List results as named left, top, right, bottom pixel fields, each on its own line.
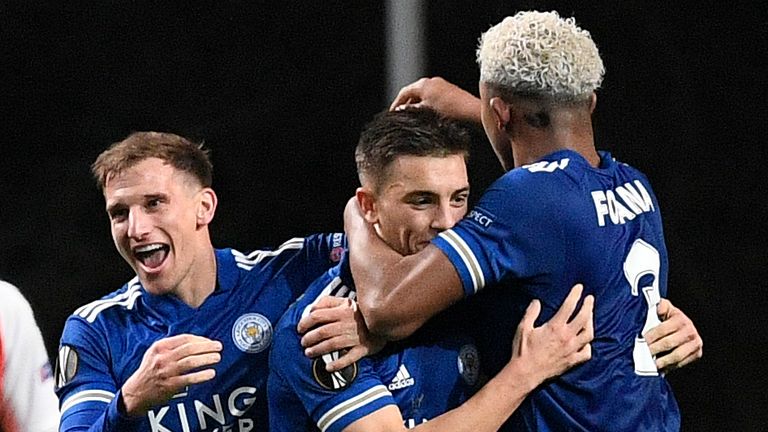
left=412, top=358, right=538, bottom=431
left=345, top=198, right=463, bottom=340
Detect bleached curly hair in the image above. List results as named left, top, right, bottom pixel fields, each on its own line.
left=477, top=11, right=605, bottom=102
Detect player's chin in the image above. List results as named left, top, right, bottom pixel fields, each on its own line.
left=140, top=277, right=174, bottom=296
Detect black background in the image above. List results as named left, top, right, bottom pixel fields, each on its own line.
left=1, top=1, right=765, bottom=430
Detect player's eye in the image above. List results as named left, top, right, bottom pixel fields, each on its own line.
left=146, top=198, right=162, bottom=209
left=408, top=196, right=434, bottom=208
left=109, top=208, right=128, bottom=222
left=452, top=193, right=469, bottom=206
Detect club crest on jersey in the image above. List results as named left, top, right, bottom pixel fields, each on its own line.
left=312, top=350, right=358, bottom=391
left=54, top=345, right=79, bottom=390
left=232, top=313, right=273, bottom=353
left=457, top=344, right=480, bottom=387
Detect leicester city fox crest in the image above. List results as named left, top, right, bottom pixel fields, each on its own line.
left=232, top=313, right=273, bottom=353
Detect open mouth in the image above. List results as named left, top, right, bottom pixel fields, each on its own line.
left=133, top=244, right=170, bottom=270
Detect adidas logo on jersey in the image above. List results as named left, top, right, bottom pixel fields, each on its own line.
left=388, top=364, right=415, bottom=390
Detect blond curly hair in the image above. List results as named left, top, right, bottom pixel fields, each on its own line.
left=476, top=11, right=604, bottom=102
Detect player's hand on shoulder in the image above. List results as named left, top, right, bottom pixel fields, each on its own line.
left=510, top=284, right=594, bottom=386
left=120, top=334, right=222, bottom=417
left=645, top=298, right=703, bottom=372
left=298, top=296, right=385, bottom=372
left=389, top=77, right=481, bottom=124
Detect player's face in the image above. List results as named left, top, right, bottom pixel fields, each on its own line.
left=103, top=158, right=211, bottom=297
left=479, top=83, right=515, bottom=171
left=372, top=154, right=469, bottom=256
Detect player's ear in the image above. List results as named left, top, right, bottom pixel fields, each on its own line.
left=489, top=97, right=511, bottom=132
left=589, top=92, right=597, bottom=114
left=355, top=186, right=379, bottom=224
left=196, top=188, right=218, bottom=227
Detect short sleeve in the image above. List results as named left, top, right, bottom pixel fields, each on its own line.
left=432, top=173, right=565, bottom=296
left=268, top=317, right=394, bottom=432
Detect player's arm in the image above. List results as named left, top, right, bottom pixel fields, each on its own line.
left=58, top=321, right=222, bottom=430
left=389, top=77, right=481, bottom=124
left=57, top=317, right=134, bottom=432
left=645, top=298, right=703, bottom=372
left=345, top=198, right=463, bottom=340
left=342, top=285, right=595, bottom=432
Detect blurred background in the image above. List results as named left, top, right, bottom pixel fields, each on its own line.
left=1, top=1, right=765, bottom=429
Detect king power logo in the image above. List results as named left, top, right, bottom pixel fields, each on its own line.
left=147, top=386, right=257, bottom=432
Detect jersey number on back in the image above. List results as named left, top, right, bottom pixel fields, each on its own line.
left=623, top=239, right=661, bottom=376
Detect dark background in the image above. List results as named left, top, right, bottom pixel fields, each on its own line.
left=1, top=1, right=765, bottom=430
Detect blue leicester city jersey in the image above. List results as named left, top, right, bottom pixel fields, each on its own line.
left=268, top=255, right=481, bottom=432
left=56, top=233, right=345, bottom=432
left=434, top=150, right=680, bottom=431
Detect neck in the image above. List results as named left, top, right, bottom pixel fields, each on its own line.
left=510, top=107, right=600, bottom=168
left=176, top=242, right=217, bottom=308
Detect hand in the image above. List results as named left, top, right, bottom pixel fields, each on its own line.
left=509, top=284, right=594, bottom=387
left=389, top=77, right=482, bottom=123
left=120, top=334, right=222, bottom=416
left=298, top=296, right=385, bottom=372
left=645, top=298, right=703, bottom=372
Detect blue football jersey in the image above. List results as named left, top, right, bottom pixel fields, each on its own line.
left=268, top=255, right=481, bottom=432
left=56, top=233, right=345, bottom=432
left=433, top=150, right=680, bottom=431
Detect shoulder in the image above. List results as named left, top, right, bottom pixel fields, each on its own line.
left=227, top=233, right=345, bottom=271
left=65, top=277, right=143, bottom=326
left=484, top=154, right=577, bottom=205
left=0, top=280, right=31, bottom=315
left=0, top=280, right=40, bottom=344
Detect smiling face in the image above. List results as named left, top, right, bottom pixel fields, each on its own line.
left=363, top=154, right=469, bottom=256
left=103, top=157, right=216, bottom=298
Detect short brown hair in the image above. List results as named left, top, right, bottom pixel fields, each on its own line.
left=91, top=131, right=213, bottom=191
left=355, top=108, right=470, bottom=192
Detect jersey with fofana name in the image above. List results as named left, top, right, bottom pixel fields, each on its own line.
left=434, top=150, right=680, bottom=432
left=268, top=254, right=481, bottom=432
left=56, top=233, right=345, bottom=432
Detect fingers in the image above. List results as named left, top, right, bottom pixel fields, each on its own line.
left=655, top=339, right=702, bottom=371
left=303, top=332, right=359, bottom=358
left=153, top=333, right=216, bottom=350
left=647, top=326, right=701, bottom=359
left=181, top=368, right=218, bottom=385
left=520, top=299, right=542, bottom=330
left=656, top=298, right=672, bottom=320
left=172, top=338, right=223, bottom=359
left=573, top=337, right=593, bottom=365
left=658, top=346, right=702, bottom=371
left=302, top=320, right=357, bottom=349
left=176, top=351, right=222, bottom=372
left=550, top=284, right=584, bottom=325
left=298, top=297, right=356, bottom=334
left=325, top=346, right=366, bottom=372
left=644, top=306, right=690, bottom=346
left=645, top=304, right=703, bottom=371
left=389, top=78, right=427, bottom=111
left=573, top=295, right=595, bottom=346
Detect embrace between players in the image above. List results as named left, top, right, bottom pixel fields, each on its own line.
left=56, top=11, right=703, bottom=432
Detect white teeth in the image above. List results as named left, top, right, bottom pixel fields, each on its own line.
left=135, top=244, right=164, bottom=253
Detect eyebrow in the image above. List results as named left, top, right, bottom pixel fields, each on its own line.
left=105, top=193, right=167, bottom=213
